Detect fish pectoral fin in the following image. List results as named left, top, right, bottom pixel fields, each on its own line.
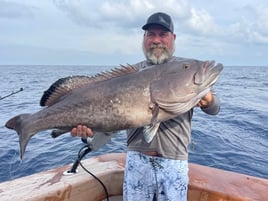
left=86, top=132, right=117, bottom=151
left=51, top=129, right=70, bottom=138
left=154, top=97, right=198, bottom=115
left=150, top=103, right=159, bottom=125
left=143, top=123, right=160, bottom=143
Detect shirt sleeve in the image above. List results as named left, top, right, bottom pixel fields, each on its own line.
left=201, top=94, right=220, bottom=115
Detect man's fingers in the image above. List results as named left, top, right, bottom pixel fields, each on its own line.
left=71, top=128, right=77, bottom=137
left=71, top=125, right=94, bottom=137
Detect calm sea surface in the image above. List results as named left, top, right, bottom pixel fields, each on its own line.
left=0, top=65, right=267, bottom=183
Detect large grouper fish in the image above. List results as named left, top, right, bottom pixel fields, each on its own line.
left=6, top=59, right=223, bottom=159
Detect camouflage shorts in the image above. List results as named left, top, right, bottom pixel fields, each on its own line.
left=123, top=151, right=188, bottom=201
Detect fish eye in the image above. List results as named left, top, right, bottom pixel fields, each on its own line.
left=183, top=64, right=190, bottom=69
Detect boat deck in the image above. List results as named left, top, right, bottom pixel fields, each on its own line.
left=0, top=153, right=268, bottom=201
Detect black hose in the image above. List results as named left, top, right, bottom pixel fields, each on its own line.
left=68, top=144, right=109, bottom=201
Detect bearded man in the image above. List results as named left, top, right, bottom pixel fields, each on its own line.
left=71, top=12, right=220, bottom=201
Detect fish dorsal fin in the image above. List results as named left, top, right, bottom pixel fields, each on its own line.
left=40, top=64, right=138, bottom=107
left=92, top=64, right=138, bottom=82
left=40, top=75, right=95, bottom=106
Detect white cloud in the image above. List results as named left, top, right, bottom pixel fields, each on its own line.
left=53, top=0, right=191, bottom=30
left=79, top=31, right=143, bottom=55
left=185, top=8, right=220, bottom=35
left=99, top=0, right=190, bottom=19
left=53, top=0, right=100, bottom=27
left=221, top=4, right=268, bottom=45
left=253, top=5, right=268, bottom=43
left=256, top=6, right=268, bottom=34
left=0, top=0, right=268, bottom=65
left=0, top=0, right=35, bottom=19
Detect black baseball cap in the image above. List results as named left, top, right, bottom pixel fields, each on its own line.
left=142, top=12, right=174, bottom=33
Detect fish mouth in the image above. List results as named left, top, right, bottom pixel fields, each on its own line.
left=206, top=61, right=223, bottom=86
left=194, top=60, right=223, bottom=86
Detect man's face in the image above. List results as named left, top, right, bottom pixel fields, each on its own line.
left=143, top=25, right=176, bottom=64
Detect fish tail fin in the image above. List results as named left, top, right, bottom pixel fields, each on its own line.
left=143, top=123, right=160, bottom=143
left=5, top=114, right=33, bottom=159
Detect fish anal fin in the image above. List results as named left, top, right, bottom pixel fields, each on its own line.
left=86, top=132, right=117, bottom=151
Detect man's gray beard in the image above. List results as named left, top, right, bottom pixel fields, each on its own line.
left=142, top=39, right=175, bottom=64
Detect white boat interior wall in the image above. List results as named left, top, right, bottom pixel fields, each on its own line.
left=0, top=153, right=267, bottom=201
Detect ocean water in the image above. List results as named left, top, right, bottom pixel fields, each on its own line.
left=0, top=65, right=267, bottom=183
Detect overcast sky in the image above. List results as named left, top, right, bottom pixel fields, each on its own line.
left=1, top=0, right=267, bottom=66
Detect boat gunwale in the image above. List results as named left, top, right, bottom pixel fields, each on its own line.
left=0, top=153, right=267, bottom=201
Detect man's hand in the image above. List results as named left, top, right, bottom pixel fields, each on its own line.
left=71, top=125, right=94, bottom=138
left=197, top=91, right=213, bottom=108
